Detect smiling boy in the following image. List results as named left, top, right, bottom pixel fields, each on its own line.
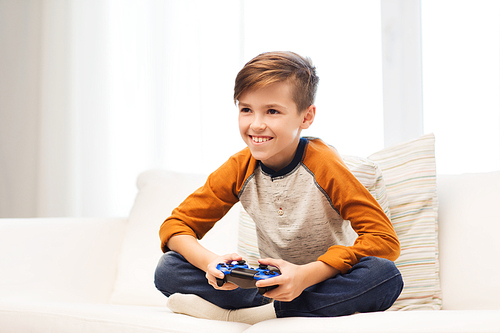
left=238, top=80, right=314, bottom=172
left=155, top=51, right=403, bottom=324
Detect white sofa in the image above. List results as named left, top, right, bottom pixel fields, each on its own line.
left=1, top=134, right=499, bottom=332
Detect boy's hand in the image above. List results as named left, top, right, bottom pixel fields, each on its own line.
left=205, top=253, right=243, bottom=290
left=256, top=258, right=340, bottom=302
left=255, top=258, right=309, bottom=302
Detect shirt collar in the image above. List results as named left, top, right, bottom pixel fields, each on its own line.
left=259, top=137, right=308, bottom=179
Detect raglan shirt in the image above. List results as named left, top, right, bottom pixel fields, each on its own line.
left=159, top=137, right=400, bottom=274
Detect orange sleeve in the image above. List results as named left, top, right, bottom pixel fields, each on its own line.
left=304, top=140, right=400, bottom=274
left=159, top=148, right=257, bottom=252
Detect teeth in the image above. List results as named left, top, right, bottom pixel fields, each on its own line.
left=252, top=136, right=271, bottom=143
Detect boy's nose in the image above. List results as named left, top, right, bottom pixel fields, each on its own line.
left=250, top=116, right=266, bottom=131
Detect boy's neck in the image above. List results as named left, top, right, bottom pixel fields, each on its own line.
left=260, top=138, right=308, bottom=178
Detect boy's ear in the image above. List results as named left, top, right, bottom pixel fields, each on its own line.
left=300, top=105, right=316, bottom=129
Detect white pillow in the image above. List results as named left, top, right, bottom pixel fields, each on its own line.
left=110, top=170, right=239, bottom=306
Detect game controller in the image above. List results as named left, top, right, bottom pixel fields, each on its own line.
left=216, top=260, right=281, bottom=294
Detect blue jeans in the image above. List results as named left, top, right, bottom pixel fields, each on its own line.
left=154, top=251, right=403, bottom=318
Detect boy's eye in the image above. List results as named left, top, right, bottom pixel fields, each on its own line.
left=268, top=109, right=280, bottom=115
left=240, top=107, right=252, bottom=113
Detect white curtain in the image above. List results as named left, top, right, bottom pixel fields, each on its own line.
left=6, top=0, right=498, bottom=218
left=1, top=0, right=387, bottom=218
left=26, top=0, right=246, bottom=217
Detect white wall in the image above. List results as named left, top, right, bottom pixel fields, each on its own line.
left=0, top=1, right=42, bottom=217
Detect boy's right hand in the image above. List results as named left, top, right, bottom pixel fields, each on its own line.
left=206, top=253, right=243, bottom=290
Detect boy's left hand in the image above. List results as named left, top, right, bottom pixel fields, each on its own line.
left=255, top=258, right=340, bottom=302
left=255, top=258, right=309, bottom=302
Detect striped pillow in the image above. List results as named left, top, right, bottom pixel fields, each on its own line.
left=369, top=133, right=441, bottom=310
left=237, top=133, right=441, bottom=310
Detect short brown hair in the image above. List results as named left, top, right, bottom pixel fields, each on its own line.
left=234, top=51, right=319, bottom=112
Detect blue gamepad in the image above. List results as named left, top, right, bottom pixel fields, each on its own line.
left=216, top=260, right=281, bottom=294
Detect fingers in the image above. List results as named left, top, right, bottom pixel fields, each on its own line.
left=207, top=253, right=242, bottom=278
left=206, top=271, right=239, bottom=290
left=207, top=264, right=224, bottom=280
left=255, top=275, right=281, bottom=288
left=255, top=259, right=283, bottom=297
left=216, top=253, right=243, bottom=268
left=206, top=253, right=243, bottom=291
left=257, top=276, right=296, bottom=301
left=221, top=252, right=243, bottom=262
left=263, top=287, right=297, bottom=302
left=205, top=271, right=239, bottom=290
left=258, top=257, right=283, bottom=269
left=255, top=259, right=304, bottom=301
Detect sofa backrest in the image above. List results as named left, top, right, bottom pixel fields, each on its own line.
left=437, top=171, right=500, bottom=310
left=0, top=217, right=127, bottom=303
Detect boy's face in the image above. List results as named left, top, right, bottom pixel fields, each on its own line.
left=237, top=81, right=315, bottom=171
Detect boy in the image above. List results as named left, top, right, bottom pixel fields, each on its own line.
left=155, top=51, right=403, bottom=324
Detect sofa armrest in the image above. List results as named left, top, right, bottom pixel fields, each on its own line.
left=0, top=217, right=127, bottom=303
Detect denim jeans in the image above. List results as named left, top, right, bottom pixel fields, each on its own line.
left=154, top=251, right=403, bottom=318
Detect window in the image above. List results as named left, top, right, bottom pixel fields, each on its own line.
left=422, top=0, right=500, bottom=174
left=106, top=0, right=385, bottom=215
left=243, top=1, right=385, bottom=157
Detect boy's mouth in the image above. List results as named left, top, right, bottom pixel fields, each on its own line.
left=250, top=136, right=273, bottom=143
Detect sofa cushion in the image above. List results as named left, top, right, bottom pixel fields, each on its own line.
left=237, top=133, right=441, bottom=311
left=437, top=171, right=500, bottom=310
left=244, top=310, right=500, bottom=333
left=110, top=170, right=240, bottom=306
left=0, top=300, right=250, bottom=333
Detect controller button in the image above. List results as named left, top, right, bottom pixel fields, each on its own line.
left=259, top=264, right=268, bottom=269
left=237, top=260, right=246, bottom=265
